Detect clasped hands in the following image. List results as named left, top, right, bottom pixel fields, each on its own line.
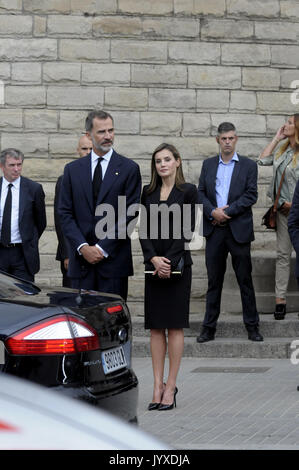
left=150, top=256, right=171, bottom=279
left=80, top=245, right=104, bottom=264
left=211, top=205, right=231, bottom=225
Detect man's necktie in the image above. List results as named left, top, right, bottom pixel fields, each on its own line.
left=92, top=157, right=103, bottom=207
left=1, top=183, right=13, bottom=246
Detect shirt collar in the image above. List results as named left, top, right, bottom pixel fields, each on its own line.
left=3, top=176, right=21, bottom=189
left=219, top=152, right=239, bottom=164
left=91, top=148, right=113, bottom=163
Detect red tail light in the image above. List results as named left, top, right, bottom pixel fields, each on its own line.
left=5, top=315, right=100, bottom=355
left=106, top=304, right=123, bottom=314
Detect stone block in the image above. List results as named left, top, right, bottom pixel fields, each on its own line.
left=281, top=70, right=299, bottom=90
left=271, top=45, right=299, bottom=68
left=23, top=0, right=71, bottom=13
left=42, top=181, right=56, bottom=205
left=149, top=89, right=196, bottom=111
left=242, top=67, right=280, bottom=89
left=118, top=0, right=173, bottom=15
left=104, top=87, right=148, bottom=110
left=211, top=113, right=266, bottom=135
left=281, top=0, right=299, bottom=19
left=0, top=39, right=57, bottom=61
left=142, top=18, right=199, bottom=39
left=0, top=15, right=32, bottom=35
left=33, top=16, right=47, bottom=37
left=45, top=207, right=54, bottom=229
left=201, top=19, right=253, bottom=40
left=222, top=43, right=271, bottom=66
left=182, top=113, right=211, bottom=136
left=71, top=0, right=117, bottom=14
left=140, top=112, right=182, bottom=136
left=188, top=66, right=241, bottom=89
left=111, top=40, right=167, bottom=64
left=24, top=110, right=58, bottom=130
left=0, top=109, right=23, bottom=129
left=0, top=63, right=10, bottom=80
left=81, top=63, right=130, bottom=86
left=113, top=111, right=140, bottom=134
left=49, top=134, right=82, bottom=156
left=116, top=136, right=169, bottom=161
left=1, top=134, right=48, bottom=157
left=186, top=160, right=203, bottom=186
left=59, top=39, right=109, bottom=61
left=92, top=16, right=142, bottom=36
left=236, top=137, right=270, bottom=159
left=43, top=62, right=81, bottom=83
left=22, top=158, right=73, bottom=181
left=266, top=115, right=287, bottom=136
left=230, top=91, right=257, bottom=112
left=197, top=90, right=229, bottom=111
left=47, top=86, right=104, bottom=108
left=132, top=64, right=187, bottom=88
left=168, top=42, right=220, bottom=65
left=11, top=63, right=42, bottom=84
left=0, top=0, right=22, bottom=12
left=39, top=230, right=58, bottom=254
left=255, top=21, right=298, bottom=43
left=174, top=0, right=226, bottom=16
left=257, top=92, right=297, bottom=114
left=227, top=0, right=280, bottom=17
left=47, top=15, right=92, bottom=36
left=59, top=111, right=87, bottom=131
left=5, top=86, right=46, bottom=106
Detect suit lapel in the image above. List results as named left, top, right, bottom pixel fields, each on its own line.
left=19, top=176, right=27, bottom=223
left=79, top=154, right=93, bottom=211
left=209, top=157, right=219, bottom=205
left=227, top=155, right=241, bottom=204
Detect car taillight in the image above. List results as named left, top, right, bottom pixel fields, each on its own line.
left=5, top=315, right=100, bottom=355
left=106, top=304, right=123, bottom=314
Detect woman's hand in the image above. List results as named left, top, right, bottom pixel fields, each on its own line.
left=150, top=256, right=171, bottom=278
left=274, top=125, right=287, bottom=143
left=280, top=201, right=291, bottom=216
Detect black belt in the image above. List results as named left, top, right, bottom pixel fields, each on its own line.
left=0, top=243, right=22, bottom=248
left=217, top=222, right=228, bottom=227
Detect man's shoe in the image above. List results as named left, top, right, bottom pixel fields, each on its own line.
left=248, top=329, right=263, bottom=342
left=196, top=330, right=215, bottom=343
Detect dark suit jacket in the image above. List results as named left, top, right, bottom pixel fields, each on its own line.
left=54, top=175, right=69, bottom=262
left=288, top=180, right=299, bottom=278
left=198, top=154, right=258, bottom=244
left=58, top=150, right=141, bottom=279
left=139, top=183, right=198, bottom=269
left=0, top=176, right=46, bottom=275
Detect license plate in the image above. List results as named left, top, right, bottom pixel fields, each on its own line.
left=101, top=346, right=127, bottom=374
left=0, top=341, right=5, bottom=364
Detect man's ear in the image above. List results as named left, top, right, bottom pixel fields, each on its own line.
left=216, top=136, right=219, bottom=144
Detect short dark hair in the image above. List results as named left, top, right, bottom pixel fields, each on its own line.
left=85, top=110, right=114, bottom=132
left=0, top=148, right=24, bottom=165
left=217, top=122, right=236, bottom=135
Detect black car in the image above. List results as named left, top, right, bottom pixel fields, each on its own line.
left=0, top=271, right=138, bottom=423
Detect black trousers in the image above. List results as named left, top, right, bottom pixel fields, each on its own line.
left=203, top=225, right=259, bottom=332
left=0, top=244, right=34, bottom=282
left=70, top=267, right=128, bottom=301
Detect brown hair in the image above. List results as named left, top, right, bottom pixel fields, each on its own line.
left=276, top=114, right=299, bottom=167
left=147, top=143, right=186, bottom=194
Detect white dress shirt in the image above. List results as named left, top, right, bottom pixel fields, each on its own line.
left=0, top=177, right=22, bottom=243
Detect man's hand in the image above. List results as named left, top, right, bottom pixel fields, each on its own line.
left=80, top=245, right=104, bottom=264
left=63, top=258, right=69, bottom=270
left=212, top=205, right=231, bottom=224
left=150, top=256, right=171, bottom=278
left=280, top=201, right=291, bottom=216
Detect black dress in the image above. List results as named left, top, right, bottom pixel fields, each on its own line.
left=139, top=183, right=198, bottom=329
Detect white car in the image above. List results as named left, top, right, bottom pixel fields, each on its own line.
left=0, top=374, right=168, bottom=450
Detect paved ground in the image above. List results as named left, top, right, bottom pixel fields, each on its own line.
left=133, top=356, right=299, bottom=450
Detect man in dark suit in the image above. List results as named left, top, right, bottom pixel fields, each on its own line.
left=58, top=110, right=141, bottom=300
left=54, top=135, right=92, bottom=287
left=197, top=122, right=263, bottom=342
left=288, top=180, right=299, bottom=286
left=0, top=148, right=46, bottom=282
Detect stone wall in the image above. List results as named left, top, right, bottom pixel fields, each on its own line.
left=0, top=0, right=298, bottom=311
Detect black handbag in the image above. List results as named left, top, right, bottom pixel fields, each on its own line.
left=144, top=256, right=184, bottom=280
left=262, top=169, right=285, bottom=231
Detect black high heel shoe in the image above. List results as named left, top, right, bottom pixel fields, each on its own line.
left=147, top=383, right=166, bottom=411
left=158, top=387, right=178, bottom=411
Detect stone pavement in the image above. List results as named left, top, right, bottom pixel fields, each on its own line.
left=133, top=356, right=299, bottom=450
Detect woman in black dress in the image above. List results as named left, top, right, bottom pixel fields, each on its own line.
left=139, top=143, right=198, bottom=410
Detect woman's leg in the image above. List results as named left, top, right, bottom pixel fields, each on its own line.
left=162, top=328, right=184, bottom=405
left=150, top=329, right=167, bottom=402
left=275, top=212, right=293, bottom=304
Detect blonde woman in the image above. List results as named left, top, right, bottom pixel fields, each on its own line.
left=258, top=114, right=299, bottom=319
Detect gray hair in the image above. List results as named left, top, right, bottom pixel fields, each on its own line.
left=85, top=110, right=114, bottom=133
left=0, top=148, right=25, bottom=165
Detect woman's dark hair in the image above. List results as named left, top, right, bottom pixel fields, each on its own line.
left=147, top=143, right=185, bottom=194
